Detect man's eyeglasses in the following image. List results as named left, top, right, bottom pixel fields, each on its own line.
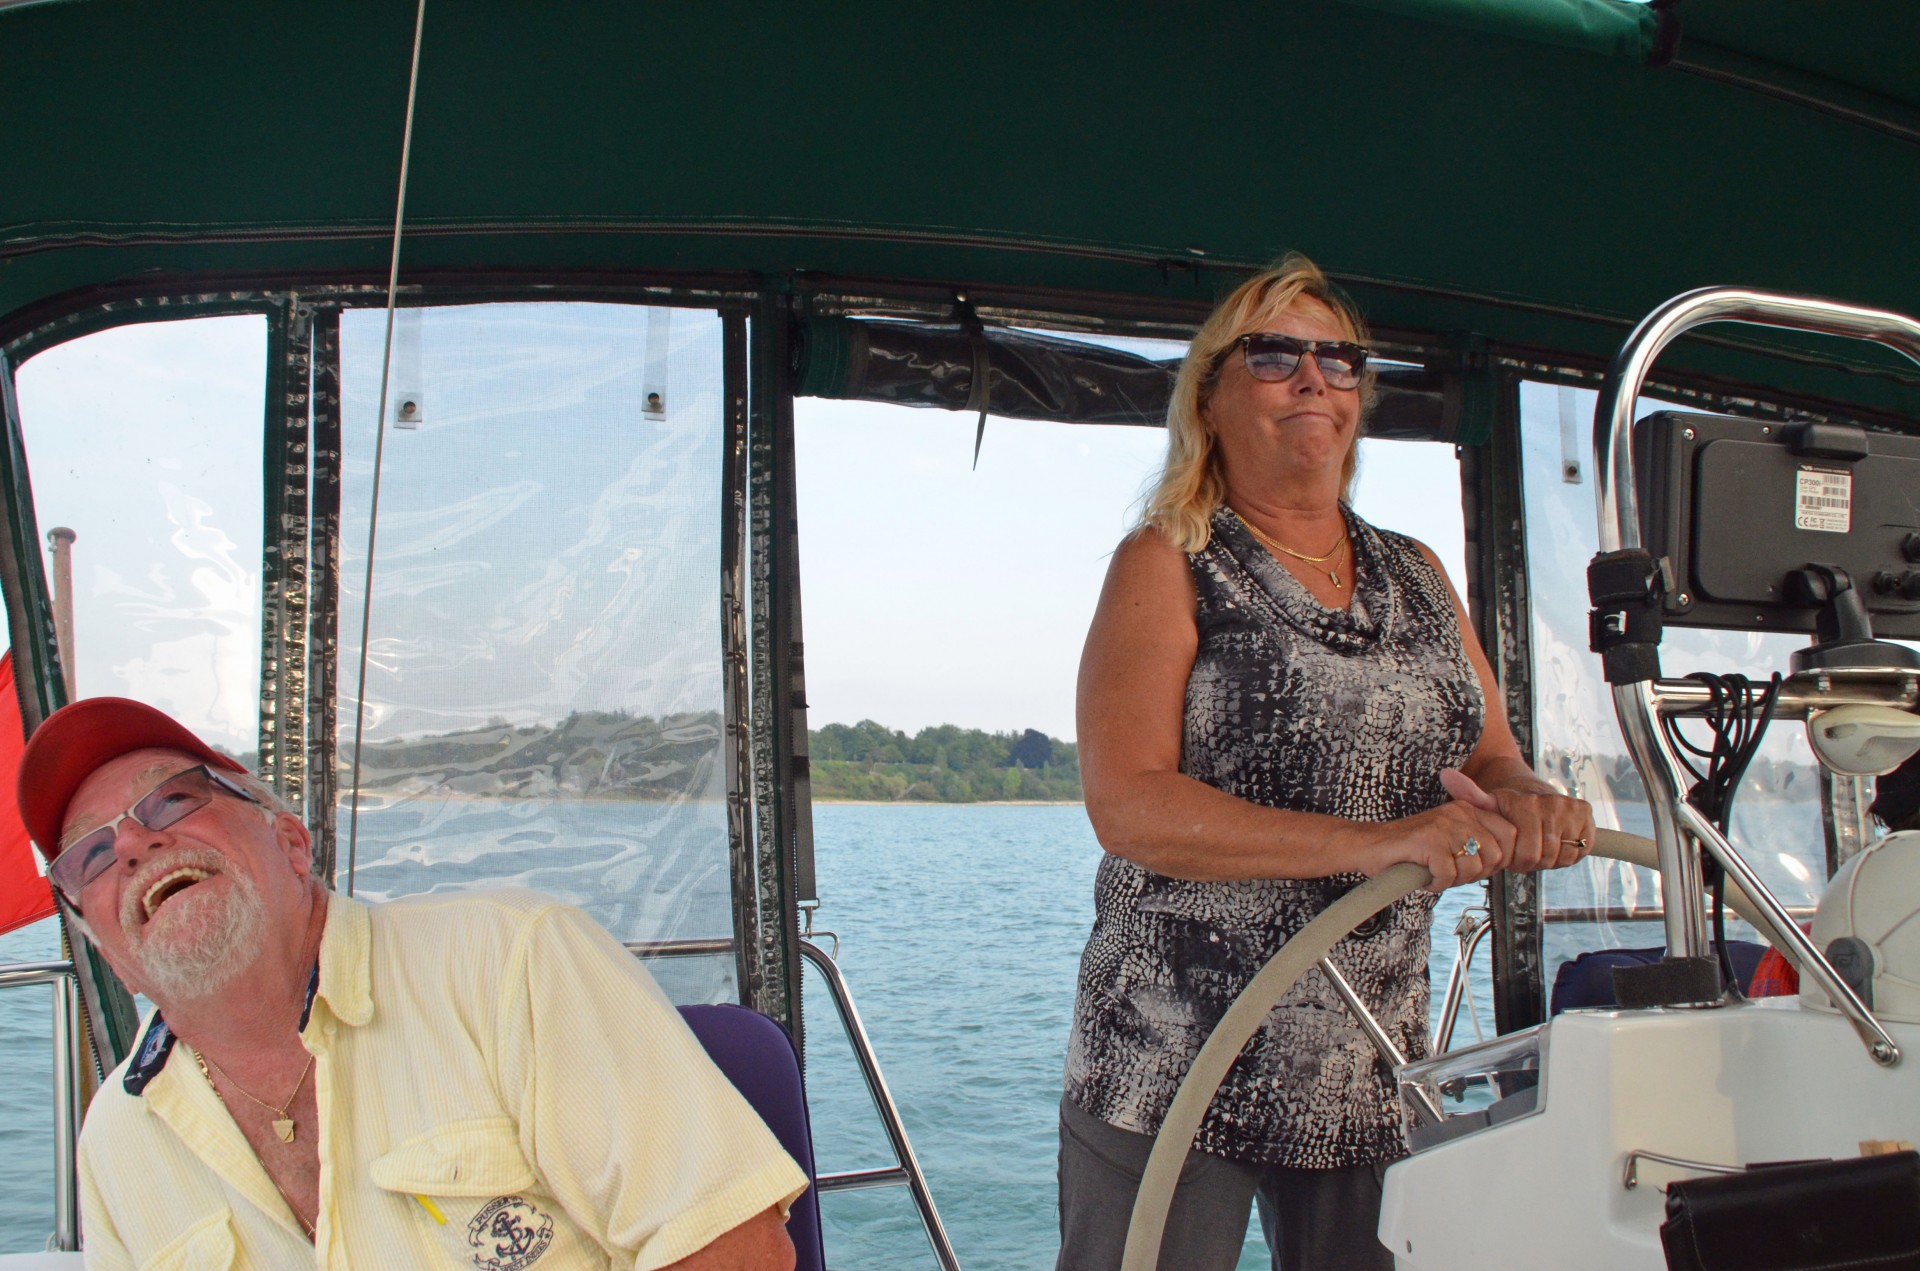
left=49, top=765, right=261, bottom=909
left=1234, top=333, right=1370, bottom=390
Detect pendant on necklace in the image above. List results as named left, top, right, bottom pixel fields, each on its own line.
left=273, top=1118, right=296, bottom=1144
left=1329, top=567, right=1342, bottom=588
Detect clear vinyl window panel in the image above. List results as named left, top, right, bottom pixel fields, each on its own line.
left=12, top=316, right=268, bottom=760
left=1515, top=382, right=1903, bottom=984
left=7, top=315, right=268, bottom=1255
left=336, top=303, right=731, bottom=1000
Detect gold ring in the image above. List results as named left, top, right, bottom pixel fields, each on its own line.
left=1453, top=837, right=1481, bottom=859
left=1562, top=837, right=1589, bottom=851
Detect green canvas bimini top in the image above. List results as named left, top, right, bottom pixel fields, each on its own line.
left=2, top=0, right=1917, bottom=420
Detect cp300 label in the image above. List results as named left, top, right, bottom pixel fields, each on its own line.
left=1794, top=466, right=1851, bottom=533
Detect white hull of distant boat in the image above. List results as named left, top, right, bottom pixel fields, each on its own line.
left=1380, top=1004, right=1920, bottom=1269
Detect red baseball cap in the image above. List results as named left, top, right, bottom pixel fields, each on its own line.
left=17, top=697, right=246, bottom=861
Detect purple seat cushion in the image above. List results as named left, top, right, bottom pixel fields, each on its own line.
left=679, top=1004, right=825, bottom=1271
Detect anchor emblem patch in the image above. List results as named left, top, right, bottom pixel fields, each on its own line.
left=465, top=1196, right=554, bottom=1270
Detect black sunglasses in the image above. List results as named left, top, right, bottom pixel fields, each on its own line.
left=50, top=764, right=261, bottom=910
left=1233, top=333, right=1369, bottom=390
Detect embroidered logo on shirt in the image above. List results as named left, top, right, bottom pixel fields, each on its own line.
left=466, top=1196, right=554, bottom=1270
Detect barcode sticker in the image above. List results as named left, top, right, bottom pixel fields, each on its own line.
left=1795, top=466, right=1852, bottom=533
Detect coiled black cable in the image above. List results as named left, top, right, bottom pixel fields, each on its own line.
left=1659, top=671, right=1784, bottom=997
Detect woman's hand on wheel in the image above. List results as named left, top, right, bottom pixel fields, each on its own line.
left=1441, top=768, right=1596, bottom=872
left=1362, top=786, right=1516, bottom=893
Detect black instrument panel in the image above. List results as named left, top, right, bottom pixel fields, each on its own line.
left=1635, top=410, right=1920, bottom=638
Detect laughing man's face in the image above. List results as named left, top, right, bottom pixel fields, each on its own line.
left=59, top=748, right=303, bottom=1002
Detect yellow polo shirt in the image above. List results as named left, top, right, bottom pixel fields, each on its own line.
left=76, top=890, right=809, bottom=1270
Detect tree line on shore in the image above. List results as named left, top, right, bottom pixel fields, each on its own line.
left=254, top=710, right=1824, bottom=808
left=288, top=711, right=1084, bottom=803
left=809, top=720, right=1081, bottom=803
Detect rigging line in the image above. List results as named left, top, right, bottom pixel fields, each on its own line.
left=345, top=0, right=428, bottom=897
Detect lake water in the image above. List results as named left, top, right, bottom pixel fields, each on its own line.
left=1, top=798, right=1819, bottom=1267
left=799, top=804, right=1495, bottom=1271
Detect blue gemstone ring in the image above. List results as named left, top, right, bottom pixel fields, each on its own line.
left=1453, top=837, right=1481, bottom=859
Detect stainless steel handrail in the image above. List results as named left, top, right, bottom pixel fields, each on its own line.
left=0, top=959, right=82, bottom=1251
left=1671, top=800, right=1900, bottom=1065
left=1433, top=911, right=1493, bottom=1054
left=1319, top=955, right=1445, bottom=1125
left=1544, top=905, right=1815, bottom=924
left=623, top=936, right=962, bottom=1269
left=799, top=939, right=961, bottom=1271
left=1653, top=673, right=1919, bottom=718
left=1433, top=900, right=1822, bottom=1052
left=1623, top=1148, right=1746, bottom=1192
left=0, top=959, right=74, bottom=988
left=817, top=1165, right=911, bottom=1192
left=1591, top=286, right=1920, bottom=1044
left=623, top=937, right=735, bottom=960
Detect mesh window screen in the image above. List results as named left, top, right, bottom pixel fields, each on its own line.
left=336, top=303, right=732, bottom=1000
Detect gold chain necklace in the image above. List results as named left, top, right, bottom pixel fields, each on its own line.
left=193, top=1047, right=318, bottom=1239
left=1235, top=512, right=1349, bottom=588
left=193, top=1047, right=314, bottom=1146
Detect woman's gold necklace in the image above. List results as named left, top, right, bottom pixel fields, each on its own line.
left=1236, top=512, right=1348, bottom=588
left=193, top=1047, right=313, bottom=1145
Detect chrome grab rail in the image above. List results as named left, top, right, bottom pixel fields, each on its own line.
left=0, top=959, right=83, bottom=1252
left=1543, top=905, right=1814, bottom=924
left=1623, top=1148, right=1746, bottom=1192
left=1430, top=899, right=1824, bottom=1055
left=625, top=936, right=962, bottom=1270
left=799, top=939, right=961, bottom=1271
left=1653, top=672, right=1919, bottom=718
left=1672, top=800, right=1900, bottom=1065
left=1433, top=909, right=1493, bottom=1054
left=814, top=1164, right=911, bottom=1193
left=624, top=937, right=735, bottom=959
left=1319, top=956, right=1445, bottom=1125
left=1591, top=285, right=1920, bottom=1056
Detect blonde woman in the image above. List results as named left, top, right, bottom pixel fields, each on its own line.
left=1058, top=255, right=1594, bottom=1270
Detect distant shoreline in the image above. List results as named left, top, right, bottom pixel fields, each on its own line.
left=815, top=798, right=1084, bottom=807
left=340, top=792, right=1084, bottom=808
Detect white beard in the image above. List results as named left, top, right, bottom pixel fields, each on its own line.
left=120, top=856, right=268, bottom=1003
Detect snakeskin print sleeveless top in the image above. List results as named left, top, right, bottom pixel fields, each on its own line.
left=1064, top=504, right=1485, bottom=1168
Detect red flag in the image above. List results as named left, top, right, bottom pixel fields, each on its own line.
left=0, top=651, right=55, bottom=936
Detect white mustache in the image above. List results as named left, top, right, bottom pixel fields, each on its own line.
left=119, top=848, right=228, bottom=933
left=121, top=849, right=266, bottom=1004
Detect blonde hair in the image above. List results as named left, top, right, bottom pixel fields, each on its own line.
left=1140, top=253, right=1375, bottom=552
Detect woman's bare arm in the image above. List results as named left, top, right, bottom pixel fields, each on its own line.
left=1077, top=529, right=1516, bottom=890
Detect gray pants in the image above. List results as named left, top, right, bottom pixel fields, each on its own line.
left=1056, top=1097, right=1395, bottom=1271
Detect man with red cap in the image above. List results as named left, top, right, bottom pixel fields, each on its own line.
left=21, top=696, right=806, bottom=1269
